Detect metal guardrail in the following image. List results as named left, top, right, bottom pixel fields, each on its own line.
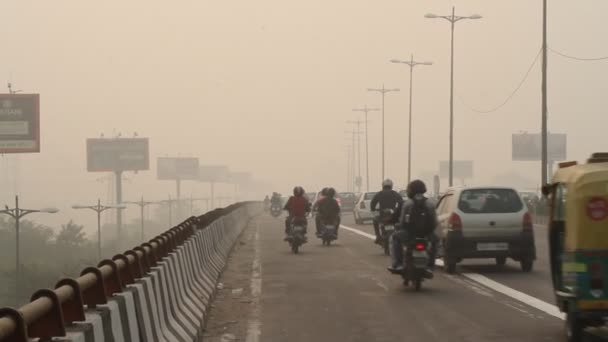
left=0, top=202, right=251, bottom=342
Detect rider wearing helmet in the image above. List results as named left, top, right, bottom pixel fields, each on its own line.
left=389, top=179, right=438, bottom=276
left=315, top=187, right=341, bottom=237
left=271, top=192, right=282, bottom=207
left=284, top=186, right=311, bottom=239
left=370, top=179, right=404, bottom=243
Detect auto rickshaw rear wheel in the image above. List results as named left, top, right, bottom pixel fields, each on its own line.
left=565, top=312, right=584, bottom=342
left=520, top=259, right=533, bottom=272
left=496, top=257, right=506, bottom=266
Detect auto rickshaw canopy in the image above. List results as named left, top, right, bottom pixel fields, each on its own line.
left=550, top=156, right=608, bottom=251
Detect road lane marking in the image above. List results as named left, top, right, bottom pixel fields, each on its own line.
left=246, top=222, right=262, bottom=342
left=341, top=224, right=565, bottom=321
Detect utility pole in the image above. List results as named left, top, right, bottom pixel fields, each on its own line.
left=541, top=0, right=548, bottom=185
left=353, top=106, right=380, bottom=192
left=123, top=197, right=158, bottom=242
left=1, top=197, right=58, bottom=301
left=73, top=200, right=126, bottom=259
left=347, top=119, right=367, bottom=193
left=425, top=7, right=482, bottom=186
left=367, top=85, right=400, bottom=182
left=390, top=55, right=433, bottom=184
left=345, top=129, right=363, bottom=192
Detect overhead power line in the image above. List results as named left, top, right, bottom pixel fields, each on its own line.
left=457, top=47, right=542, bottom=114
left=549, top=47, right=608, bottom=61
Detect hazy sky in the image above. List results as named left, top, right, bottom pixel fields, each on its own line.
left=1, top=1, right=607, bottom=233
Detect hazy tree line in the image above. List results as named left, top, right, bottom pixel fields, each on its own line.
left=0, top=203, right=196, bottom=308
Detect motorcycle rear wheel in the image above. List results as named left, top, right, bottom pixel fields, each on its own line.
left=414, top=279, right=422, bottom=291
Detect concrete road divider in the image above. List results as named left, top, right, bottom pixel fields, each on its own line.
left=0, top=202, right=262, bottom=342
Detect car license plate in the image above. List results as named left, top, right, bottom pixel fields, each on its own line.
left=476, top=242, right=508, bottom=251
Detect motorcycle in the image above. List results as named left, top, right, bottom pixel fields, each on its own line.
left=270, top=205, right=282, bottom=217
left=286, top=218, right=307, bottom=254
left=319, top=220, right=338, bottom=246
left=375, top=209, right=395, bottom=255
left=390, top=237, right=431, bottom=291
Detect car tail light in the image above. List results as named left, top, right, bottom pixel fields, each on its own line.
left=448, top=213, right=462, bottom=231
left=415, top=243, right=426, bottom=251
left=360, top=201, right=365, bottom=209
left=590, top=262, right=604, bottom=290
left=523, top=212, right=533, bottom=232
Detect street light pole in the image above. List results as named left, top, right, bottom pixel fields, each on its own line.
left=541, top=0, right=548, bottom=186
left=425, top=7, right=482, bottom=187
left=73, top=200, right=126, bottom=259
left=353, top=106, right=380, bottom=192
left=1, top=196, right=59, bottom=301
left=124, top=197, right=158, bottom=241
left=367, top=85, right=399, bottom=182
left=347, top=119, right=367, bottom=192
left=390, top=55, right=433, bottom=184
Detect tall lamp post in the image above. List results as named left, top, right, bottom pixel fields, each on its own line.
left=390, top=55, right=433, bottom=184
left=123, top=197, right=159, bottom=242
left=425, top=7, right=482, bottom=186
left=353, top=106, right=379, bottom=192
left=0, top=196, right=59, bottom=300
left=73, top=200, right=126, bottom=260
left=367, top=85, right=400, bottom=181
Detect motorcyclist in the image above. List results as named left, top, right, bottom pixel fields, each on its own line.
left=389, top=179, right=438, bottom=277
left=283, top=186, right=311, bottom=239
left=315, top=187, right=341, bottom=237
left=370, top=179, right=404, bottom=244
left=263, top=195, right=271, bottom=211
left=270, top=192, right=282, bottom=207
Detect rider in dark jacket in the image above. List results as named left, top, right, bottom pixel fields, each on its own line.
left=315, top=187, right=341, bottom=237
left=370, top=179, right=404, bottom=243
left=389, top=180, right=438, bottom=276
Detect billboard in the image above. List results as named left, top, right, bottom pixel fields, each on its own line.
left=512, top=133, right=567, bottom=161
left=199, top=165, right=230, bottom=183
left=157, top=157, right=200, bottom=180
left=439, top=160, right=474, bottom=179
left=87, top=138, right=150, bottom=172
left=0, top=94, right=40, bottom=153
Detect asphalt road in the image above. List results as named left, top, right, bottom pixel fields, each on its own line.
left=204, top=213, right=575, bottom=341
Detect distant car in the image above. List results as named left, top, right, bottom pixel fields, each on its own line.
left=436, top=186, right=536, bottom=274
left=518, top=191, right=540, bottom=210
left=353, top=191, right=377, bottom=224
left=305, top=192, right=316, bottom=203
left=338, top=192, right=357, bottom=211
left=309, top=190, right=341, bottom=217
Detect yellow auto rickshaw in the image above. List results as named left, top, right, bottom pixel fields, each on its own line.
left=542, top=153, right=608, bottom=341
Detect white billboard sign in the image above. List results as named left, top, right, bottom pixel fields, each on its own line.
left=512, top=133, right=567, bottom=161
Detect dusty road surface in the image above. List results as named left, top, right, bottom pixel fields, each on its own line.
left=203, top=213, right=607, bottom=342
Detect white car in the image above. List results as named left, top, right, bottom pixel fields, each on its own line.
left=353, top=192, right=377, bottom=224
left=436, top=186, right=536, bottom=274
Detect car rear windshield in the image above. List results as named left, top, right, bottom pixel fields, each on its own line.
left=458, top=189, right=523, bottom=214
left=364, top=192, right=376, bottom=200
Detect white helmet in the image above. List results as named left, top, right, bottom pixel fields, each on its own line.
left=382, top=179, right=393, bottom=189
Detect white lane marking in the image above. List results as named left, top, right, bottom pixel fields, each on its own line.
left=246, top=222, right=262, bottom=342
left=341, top=224, right=566, bottom=321
left=340, top=225, right=375, bottom=239
left=462, top=272, right=564, bottom=320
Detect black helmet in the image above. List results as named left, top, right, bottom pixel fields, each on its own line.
left=293, top=186, right=304, bottom=196
left=406, top=179, right=427, bottom=198
left=326, top=187, right=336, bottom=198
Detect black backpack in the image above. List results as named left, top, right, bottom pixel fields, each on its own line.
left=406, top=197, right=431, bottom=237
